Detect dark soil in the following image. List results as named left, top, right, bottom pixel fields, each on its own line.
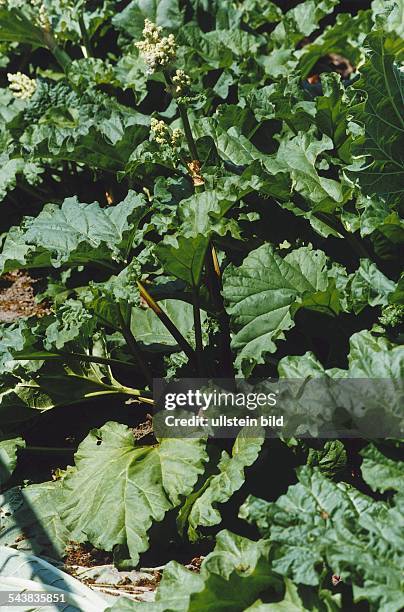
left=64, top=542, right=113, bottom=568
left=0, top=271, right=49, bottom=322
left=132, top=414, right=155, bottom=442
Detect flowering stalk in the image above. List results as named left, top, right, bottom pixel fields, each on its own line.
left=163, top=71, right=234, bottom=374
left=30, top=0, right=51, bottom=30
left=136, top=20, right=231, bottom=374
left=165, top=73, right=207, bottom=373
left=179, top=105, right=200, bottom=166
left=30, top=1, right=72, bottom=70
left=163, top=70, right=200, bottom=174
left=136, top=20, right=200, bottom=172
left=41, top=29, right=72, bottom=72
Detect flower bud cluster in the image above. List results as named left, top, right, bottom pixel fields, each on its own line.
left=172, top=69, right=191, bottom=96
left=7, top=72, right=37, bottom=100
left=150, top=118, right=183, bottom=147
left=171, top=128, right=183, bottom=146
left=135, top=19, right=176, bottom=74
left=28, top=0, right=51, bottom=30
left=37, top=3, right=51, bottom=30
left=150, top=118, right=170, bottom=145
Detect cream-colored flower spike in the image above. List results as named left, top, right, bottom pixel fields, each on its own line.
left=135, top=19, right=176, bottom=74
left=170, top=128, right=184, bottom=147
left=150, top=119, right=183, bottom=147
left=150, top=118, right=171, bottom=145
left=172, top=69, right=191, bottom=95
left=37, top=3, right=51, bottom=30
left=7, top=72, right=37, bottom=100
left=29, top=0, right=51, bottom=31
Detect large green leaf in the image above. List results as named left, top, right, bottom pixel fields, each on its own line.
left=0, top=383, right=58, bottom=425
left=360, top=444, right=404, bottom=493
left=0, top=8, right=45, bottom=46
left=306, top=440, right=347, bottom=478
left=47, top=0, right=114, bottom=43
left=279, top=329, right=404, bottom=380
left=260, top=0, right=339, bottom=77
left=0, top=315, right=143, bottom=423
left=240, top=467, right=404, bottom=611
left=80, top=261, right=142, bottom=332
left=205, top=29, right=263, bottom=58
left=356, top=194, right=404, bottom=248
left=0, top=436, right=25, bottom=485
left=180, top=24, right=234, bottom=71
left=350, top=31, right=404, bottom=199
left=43, top=299, right=97, bottom=350
left=0, top=483, right=69, bottom=559
left=194, top=120, right=259, bottom=166
left=243, top=77, right=316, bottom=134
left=0, top=370, right=140, bottom=426
left=155, top=236, right=209, bottom=287
left=372, top=0, right=404, bottom=37
left=347, top=259, right=395, bottom=313
left=16, top=82, right=149, bottom=171
left=0, top=156, right=29, bottom=202
left=0, top=319, right=42, bottom=375
left=59, top=422, right=207, bottom=564
left=223, top=245, right=338, bottom=375
left=178, top=427, right=264, bottom=542
left=342, top=330, right=403, bottom=378
left=237, top=0, right=282, bottom=30
left=276, top=131, right=351, bottom=212
left=112, top=0, right=182, bottom=38
left=271, top=0, right=338, bottom=47
left=108, top=530, right=279, bottom=612
left=244, top=578, right=341, bottom=611
left=177, top=185, right=243, bottom=239
left=0, top=192, right=146, bottom=273
left=297, top=10, right=372, bottom=78
left=278, top=331, right=403, bottom=435
left=131, top=299, right=205, bottom=351
left=315, top=73, right=352, bottom=156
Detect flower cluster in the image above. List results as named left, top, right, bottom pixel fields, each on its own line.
left=150, top=118, right=170, bottom=145
left=150, top=118, right=183, bottom=147
left=171, top=128, right=183, bottom=147
left=7, top=72, right=37, bottom=100
left=172, top=69, right=191, bottom=96
left=28, top=0, right=51, bottom=31
left=135, top=19, right=176, bottom=74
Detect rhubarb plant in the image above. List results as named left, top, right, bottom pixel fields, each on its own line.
left=0, top=1, right=402, bottom=609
